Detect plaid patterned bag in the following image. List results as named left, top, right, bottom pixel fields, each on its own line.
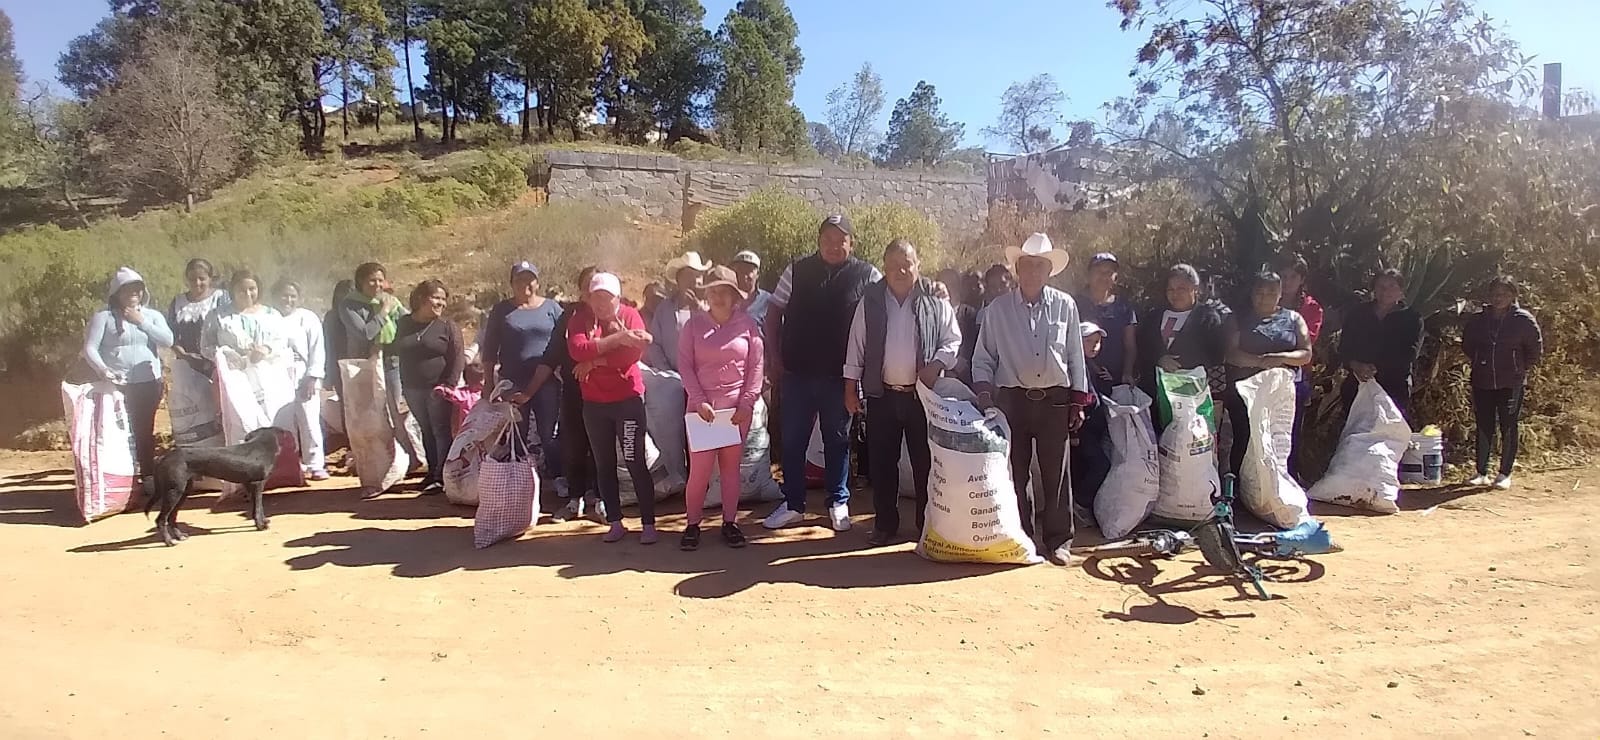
left=472, top=420, right=540, bottom=549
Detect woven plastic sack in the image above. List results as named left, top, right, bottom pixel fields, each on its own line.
left=1308, top=379, right=1408, bottom=513
left=338, top=359, right=409, bottom=493
left=1152, top=367, right=1221, bottom=522
left=61, top=382, right=139, bottom=523
left=1235, top=368, right=1311, bottom=528
left=1094, top=385, right=1162, bottom=538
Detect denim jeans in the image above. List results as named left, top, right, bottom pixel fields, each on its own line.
left=1473, top=386, right=1525, bottom=476
left=519, top=380, right=564, bottom=479
left=402, top=386, right=453, bottom=486
left=779, top=372, right=851, bottom=513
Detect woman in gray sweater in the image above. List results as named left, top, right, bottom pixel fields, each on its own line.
left=82, top=267, right=174, bottom=481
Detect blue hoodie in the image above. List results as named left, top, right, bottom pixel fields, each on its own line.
left=83, top=267, right=174, bottom=384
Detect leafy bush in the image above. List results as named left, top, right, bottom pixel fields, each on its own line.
left=686, top=188, right=818, bottom=279
left=687, top=188, right=946, bottom=284
left=461, top=150, right=530, bottom=207
left=848, top=201, right=943, bottom=267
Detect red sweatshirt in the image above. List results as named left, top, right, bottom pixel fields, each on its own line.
left=567, top=304, right=647, bottom=403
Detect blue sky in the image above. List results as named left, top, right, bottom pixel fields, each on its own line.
left=7, top=0, right=1600, bottom=150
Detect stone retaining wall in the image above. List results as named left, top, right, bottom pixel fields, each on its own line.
left=543, top=151, right=986, bottom=236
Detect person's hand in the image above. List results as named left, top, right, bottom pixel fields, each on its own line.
left=975, top=389, right=995, bottom=410
left=730, top=407, right=751, bottom=427
left=1351, top=361, right=1377, bottom=381
left=380, top=293, right=401, bottom=314
left=1096, top=365, right=1115, bottom=383
left=1158, top=355, right=1182, bottom=373
left=623, top=329, right=653, bottom=348
left=1121, top=372, right=1139, bottom=386
left=696, top=402, right=715, bottom=423
left=121, top=306, right=144, bottom=326
left=508, top=391, right=530, bottom=405
left=917, top=362, right=944, bottom=389
left=931, top=281, right=951, bottom=301
left=574, top=360, right=596, bottom=381
left=297, top=378, right=317, bottom=403
left=844, top=390, right=861, bottom=416
left=1066, top=403, right=1085, bottom=433
left=249, top=345, right=269, bottom=363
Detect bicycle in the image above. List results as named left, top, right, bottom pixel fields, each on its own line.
left=1073, top=474, right=1336, bottom=600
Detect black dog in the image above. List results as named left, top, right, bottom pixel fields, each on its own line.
left=146, top=427, right=282, bottom=546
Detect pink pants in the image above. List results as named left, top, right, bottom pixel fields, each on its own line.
left=685, top=420, right=751, bottom=525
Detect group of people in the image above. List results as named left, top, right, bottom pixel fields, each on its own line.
left=82, top=213, right=1545, bottom=562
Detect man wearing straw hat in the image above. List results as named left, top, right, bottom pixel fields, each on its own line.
left=971, top=233, right=1091, bottom=565
left=640, top=251, right=713, bottom=493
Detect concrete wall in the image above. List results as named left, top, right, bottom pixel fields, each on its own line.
left=543, top=151, right=986, bottom=236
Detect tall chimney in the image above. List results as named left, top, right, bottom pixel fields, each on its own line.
left=1543, top=63, right=1563, bottom=120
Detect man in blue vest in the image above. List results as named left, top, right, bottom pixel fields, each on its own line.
left=844, top=240, right=961, bottom=546
left=763, top=214, right=882, bottom=531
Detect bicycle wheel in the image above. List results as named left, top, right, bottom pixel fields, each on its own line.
left=1195, top=520, right=1244, bottom=572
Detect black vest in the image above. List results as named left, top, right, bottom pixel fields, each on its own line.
left=781, top=254, right=876, bottom=377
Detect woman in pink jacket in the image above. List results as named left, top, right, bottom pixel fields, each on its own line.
left=677, top=265, right=764, bottom=550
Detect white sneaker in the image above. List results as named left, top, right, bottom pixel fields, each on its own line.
left=763, top=503, right=804, bottom=529
left=829, top=503, right=852, bottom=532
left=1468, top=474, right=1493, bottom=487
left=1493, top=475, right=1513, bottom=491
left=553, top=497, right=585, bottom=522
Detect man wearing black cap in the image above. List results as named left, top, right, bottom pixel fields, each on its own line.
left=762, top=213, right=882, bottom=531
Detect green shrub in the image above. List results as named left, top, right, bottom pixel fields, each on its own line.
left=668, top=139, right=735, bottom=161
left=461, top=150, right=529, bottom=207
left=686, top=188, right=818, bottom=280
left=848, top=201, right=944, bottom=268
left=687, top=188, right=946, bottom=283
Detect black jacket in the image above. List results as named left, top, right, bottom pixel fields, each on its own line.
left=1135, top=302, right=1227, bottom=398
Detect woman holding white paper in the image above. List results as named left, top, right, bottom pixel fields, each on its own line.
left=677, top=265, right=765, bottom=550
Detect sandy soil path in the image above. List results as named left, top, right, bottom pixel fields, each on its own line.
left=2, top=450, right=1596, bottom=738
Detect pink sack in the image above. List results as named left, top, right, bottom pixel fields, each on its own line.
left=61, top=382, right=140, bottom=523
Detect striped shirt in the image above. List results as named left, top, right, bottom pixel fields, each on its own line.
left=770, top=260, right=885, bottom=309
left=971, top=286, right=1088, bottom=392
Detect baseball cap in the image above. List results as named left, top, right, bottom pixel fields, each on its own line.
left=1081, top=321, right=1106, bottom=338
left=588, top=272, right=622, bottom=297
left=1090, top=252, right=1119, bottom=266
left=819, top=213, right=853, bottom=236
left=731, top=250, right=762, bottom=269
left=510, top=260, right=539, bottom=278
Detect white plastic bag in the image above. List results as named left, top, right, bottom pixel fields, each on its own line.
left=1235, top=369, right=1311, bottom=528
left=1308, top=379, right=1408, bottom=513
left=61, top=382, right=139, bottom=523
left=443, top=398, right=517, bottom=506
left=703, top=396, right=783, bottom=508
left=1153, top=367, right=1222, bottom=522
left=339, top=359, right=409, bottom=493
left=915, top=379, right=1042, bottom=565
left=1094, top=385, right=1162, bottom=539
left=640, top=363, right=689, bottom=493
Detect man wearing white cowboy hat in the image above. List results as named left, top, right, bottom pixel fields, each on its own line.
left=640, top=250, right=712, bottom=494
left=646, top=251, right=713, bottom=372
left=972, top=232, right=1091, bottom=565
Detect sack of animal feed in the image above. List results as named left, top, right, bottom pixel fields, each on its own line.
left=443, top=397, right=517, bottom=507
left=914, top=379, right=1041, bottom=565
left=1152, top=367, right=1221, bottom=522
left=214, top=348, right=304, bottom=495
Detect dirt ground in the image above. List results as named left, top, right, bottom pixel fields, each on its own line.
left=1, top=450, right=1596, bottom=739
